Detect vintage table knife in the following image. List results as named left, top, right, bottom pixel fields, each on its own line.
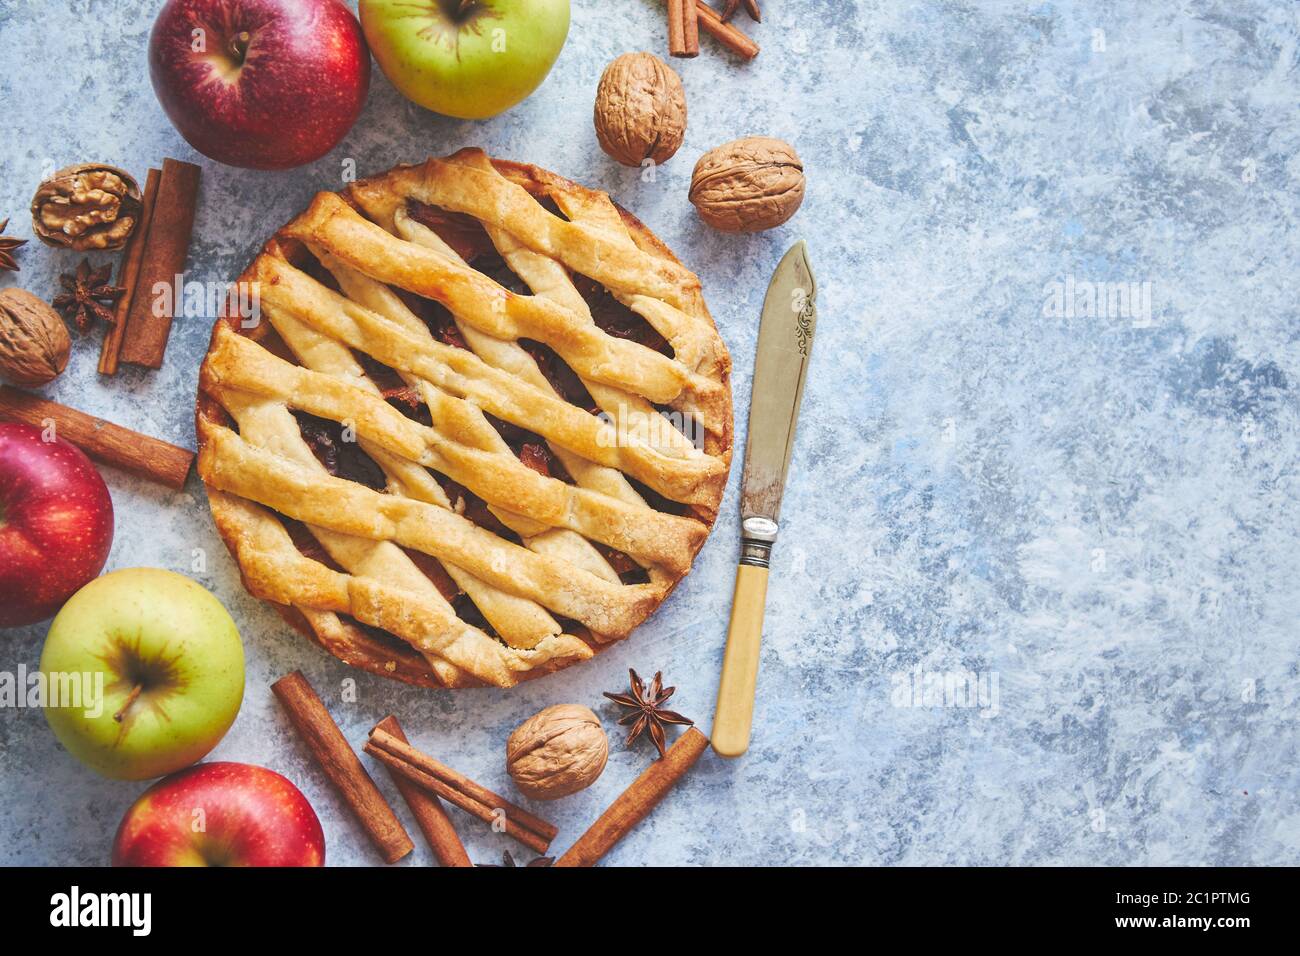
left=712, top=240, right=818, bottom=757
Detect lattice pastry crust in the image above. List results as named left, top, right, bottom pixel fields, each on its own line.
left=196, top=150, right=733, bottom=688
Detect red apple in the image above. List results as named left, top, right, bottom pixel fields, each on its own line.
left=112, top=762, right=325, bottom=866
left=0, top=424, right=113, bottom=628
left=148, top=0, right=370, bottom=170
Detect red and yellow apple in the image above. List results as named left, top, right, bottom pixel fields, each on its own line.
left=361, top=0, right=570, bottom=120
left=148, top=0, right=371, bottom=169
left=0, top=424, right=113, bottom=628
left=113, top=762, right=325, bottom=866
left=41, top=568, right=245, bottom=780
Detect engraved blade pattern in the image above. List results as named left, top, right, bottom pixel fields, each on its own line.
left=739, top=241, right=817, bottom=526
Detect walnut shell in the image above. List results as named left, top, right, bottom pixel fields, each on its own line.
left=594, top=52, right=687, bottom=167
left=506, top=704, right=608, bottom=801
left=31, top=163, right=142, bottom=251
left=689, top=137, right=806, bottom=232
left=0, top=287, right=71, bottom=386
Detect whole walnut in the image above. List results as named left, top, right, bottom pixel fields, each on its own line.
left=593, top=52, right=687, bottom=167
left=31, top=164, right=142, bottom=251
left=0, top=288, right=71, bottom=386
left=689, top=137, right=806, bottom=232
left=506, top=704, right=608, bottom=800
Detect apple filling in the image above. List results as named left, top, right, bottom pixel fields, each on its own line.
left=294, top=411, right=387, bottom=491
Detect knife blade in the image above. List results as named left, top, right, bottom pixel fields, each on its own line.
left=712, top=241, right=818, bottom=757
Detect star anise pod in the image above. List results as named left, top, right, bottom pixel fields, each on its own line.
left=0, top=218, right=27, bottom=272
left=603, top=668, right=693, bottom=759
left=720, top=0, right=762, bottom=23
left=475, top=851, right=554, bottom=867
left=52, top=258, right=125, bottom=332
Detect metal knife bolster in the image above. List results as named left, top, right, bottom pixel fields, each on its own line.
left=740, top=516, right=779, bottom=568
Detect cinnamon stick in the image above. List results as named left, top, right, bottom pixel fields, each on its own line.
left=695, top=1, right=760, bottom=59
left=100, top=167, right=160, bottom=376
left=365, top=727, right=557, bottom=855
left=668, top=0, right=699, bottom=57
left=372, top=715, right=471, bottom=867
left=272, top=672, right=414, bottom=864
left=119, top=158, right=201, bottom=369
left=0, top=386, right=194, bottom=489
left=682, top=0, right=700, bottom=56
left=667, top=0, right=685, bottom=55
left=364, top=746, right=552, bottom=857
left=554, top=727, right=710, bottom=867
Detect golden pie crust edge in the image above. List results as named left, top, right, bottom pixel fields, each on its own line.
left=195, top=152, right=733, bottom=689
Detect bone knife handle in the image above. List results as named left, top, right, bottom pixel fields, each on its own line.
left=711, top=563, right=770, bottom=757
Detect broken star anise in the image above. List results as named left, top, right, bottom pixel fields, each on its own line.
left=720, top=0, right=762, bottom=23
left=475, top=851, right=554, bottom=868
left=0, top=218, right=27, bottom=272
left=52, top=258, right=125, bottom=332
left=603, top=668, right=693, bottom=759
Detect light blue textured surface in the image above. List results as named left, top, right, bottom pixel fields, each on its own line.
left=2, top=0, right=1298, bottom=866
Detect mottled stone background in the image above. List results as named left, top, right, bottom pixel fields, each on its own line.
left=1, top=0, right=1297, bottom=866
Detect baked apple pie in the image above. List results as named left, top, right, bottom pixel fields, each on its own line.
left=196, top=149, right=732, bottom=688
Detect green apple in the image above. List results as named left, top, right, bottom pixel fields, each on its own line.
left=41, top=568, right=245, bottom=781
left=361, top=0, right=570, bottom=120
